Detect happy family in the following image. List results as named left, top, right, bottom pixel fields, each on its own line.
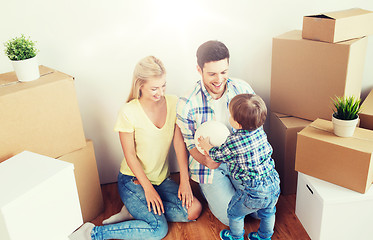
left=69, top=40, right=280, bottom=240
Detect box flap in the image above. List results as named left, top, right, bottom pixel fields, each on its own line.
left=0, top=65, right=54, bottom=86
left=300, top=119, right=373, bottom=153
left=361, top=89, right=373, bottom=115
left=275, top=29, right=361, bottom=46
left=0, top=66, right=74, bottom=97
left=324, top=8, right=373, bottom=20
left=274, top=113, right=311, bottom=129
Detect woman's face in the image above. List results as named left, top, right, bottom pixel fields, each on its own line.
left=139, top=75, right=166, bottom=102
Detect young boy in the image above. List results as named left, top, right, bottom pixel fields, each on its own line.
left=198, top=93, right=280, bottom=240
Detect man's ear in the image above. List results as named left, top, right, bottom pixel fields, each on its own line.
left=197, top=65, right=203, bottom=75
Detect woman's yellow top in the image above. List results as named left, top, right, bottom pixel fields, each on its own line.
left=114, top=95, right=178, bottom=185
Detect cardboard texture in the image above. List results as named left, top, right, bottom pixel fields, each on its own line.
left=269, top=112, right=311, bottom=194
left=0, top=151, right=83, bottom=240
left=296, top=173, right=373, bottom=240
left=57, top=140, right=104, bottom=222
left=270, top=30, right=367, bottom=121
left=0, top=66, right=86, bottom=162
left=360, top=89, right=373, bottom=130
left=302, top=8, right=373, bottom=43
left=295, top=118, right=373, bottom=193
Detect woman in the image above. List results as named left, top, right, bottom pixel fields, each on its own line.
left=70, top=56, right=202, bottom=240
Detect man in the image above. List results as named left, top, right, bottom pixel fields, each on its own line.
left=176, top=40, right=255, bottom=225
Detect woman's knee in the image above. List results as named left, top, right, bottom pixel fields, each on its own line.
left=152, top=217, right=168, bottom=239
left=187, top=197, right=202, bottom=221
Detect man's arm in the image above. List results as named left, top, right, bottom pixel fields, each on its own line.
left=189, top=147, right=220, bottom=169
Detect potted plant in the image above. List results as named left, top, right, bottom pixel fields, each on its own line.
left=331, top=95, right=362, bottom=137
left=4, top=34, right=40, bottom=82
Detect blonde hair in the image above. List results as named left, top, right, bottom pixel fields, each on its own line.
left=126, top=56, right=166, bottom=102
left=229, top=94, right=267, bottom=131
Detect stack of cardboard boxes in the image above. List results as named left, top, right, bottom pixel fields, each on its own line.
left=269, top=8, right=373, bottom=239
left=0, top=66, right=104, bottom=222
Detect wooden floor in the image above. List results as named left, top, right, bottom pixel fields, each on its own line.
left=91, top=173, right=310, bottom=240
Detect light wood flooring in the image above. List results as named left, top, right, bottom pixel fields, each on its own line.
left=91, top=173, right=310, bottom=240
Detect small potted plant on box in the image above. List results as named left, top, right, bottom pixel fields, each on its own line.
left=331, top=95, right=362, bottom=137
left=4, top=34, right=40, bottom=82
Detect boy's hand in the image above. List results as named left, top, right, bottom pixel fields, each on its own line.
left=198, top=136, right=213, bottom=153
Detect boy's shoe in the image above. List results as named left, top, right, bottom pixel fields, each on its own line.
left=247, top=232, right=271, bottom=240
left=220, top=229, right=244, bottom=240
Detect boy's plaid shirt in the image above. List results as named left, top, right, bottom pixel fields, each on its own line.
left=176, top=78, right=254, bottom=184
left=209, top=128, right=275, bottom=181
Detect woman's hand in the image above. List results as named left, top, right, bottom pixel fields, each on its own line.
left=143, top=184, right=164, bottom=216
left=178, top=179, right=193, bottom=209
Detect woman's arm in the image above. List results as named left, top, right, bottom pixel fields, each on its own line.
left=119, top=131, right=164, bottom=215
left=173, top=125, right=194, bottom=208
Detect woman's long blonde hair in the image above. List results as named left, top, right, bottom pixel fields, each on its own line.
left=126, top=56, right=166, bottom=103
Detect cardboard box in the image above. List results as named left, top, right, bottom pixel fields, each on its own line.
left=360, top=89, right=373, bottom=130
left=269, top=112, right=311, bottom=194
left=0, top=66, right=86, bottom=162
left=296, top=173, right=373, bottom=240
left=270, top=30, right=367, bottom=121
left=295, top=118, right=373, bottom=193
left=0, top=151, right=83, bottom=240
left=57, top=140, right=104, bottom=222
left=302, top=8, right=373, bottom=43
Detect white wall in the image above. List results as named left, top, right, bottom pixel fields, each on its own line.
left=1, top=0, right=372, bottom=183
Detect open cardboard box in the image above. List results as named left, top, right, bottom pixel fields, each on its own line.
left=302, top=8, right=373, bottom=43
left=269, top=112, right=311, bottom=194
left=270, top=30, right=367, bottom=121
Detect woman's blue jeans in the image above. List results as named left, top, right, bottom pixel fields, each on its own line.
left=90, top=173, right=190, bottom=240
left=228, top=171, right=280, bottom=239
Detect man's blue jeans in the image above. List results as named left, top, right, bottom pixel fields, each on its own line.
left=199, top=163, right=236, bottom=226
left=90, top=173, right=190, bottom=240
left=228, top=171, right=280, bottom=239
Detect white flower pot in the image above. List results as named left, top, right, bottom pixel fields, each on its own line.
left=332, top=115, right=359, bottom=137
left=11, top=56, right=40, bottom=82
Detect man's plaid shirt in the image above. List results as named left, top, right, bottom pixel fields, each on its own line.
left=209, top=128, right=275, bottom=181
left=176, top=78, right=254, bottom=184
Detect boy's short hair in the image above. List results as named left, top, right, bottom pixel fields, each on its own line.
left=229, top=94, right=267, bottom=131
left=196, top=40, right=230, bottom=70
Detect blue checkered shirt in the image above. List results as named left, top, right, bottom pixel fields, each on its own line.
left=209, top=127, right=275, bottom=181
left=176, top=78, right=254, bottom=184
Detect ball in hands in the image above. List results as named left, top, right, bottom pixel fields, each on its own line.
left=194, top=120, right=230, bottom=154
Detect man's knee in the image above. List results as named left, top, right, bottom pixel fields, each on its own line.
left=187, top=198, right=202, bottom=221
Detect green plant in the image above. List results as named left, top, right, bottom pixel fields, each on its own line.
left=331, top=95, right=362, bottom=120
left=4, top=34, right=39, bottom=61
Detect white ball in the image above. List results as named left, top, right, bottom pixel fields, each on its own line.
left=194, top=120, right=230, bottom=154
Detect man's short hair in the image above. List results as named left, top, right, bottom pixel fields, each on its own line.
left=229, top=94, right=267, bottom=131
left=196, top=40, right=230, bottom=70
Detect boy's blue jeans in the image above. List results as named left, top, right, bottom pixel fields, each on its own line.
left=90, top=173, right=190, bottom=240
left=228, top=171, right=280, bottom=239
